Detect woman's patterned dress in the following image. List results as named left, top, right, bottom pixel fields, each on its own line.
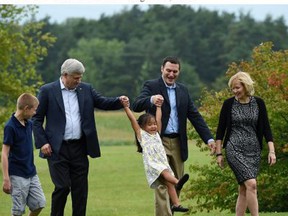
left=226, top=97, right=261, bottom=184
left=139, top=129, right=174, bottom=188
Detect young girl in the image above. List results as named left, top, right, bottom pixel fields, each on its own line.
left=122, top=96, right=189, bottom=213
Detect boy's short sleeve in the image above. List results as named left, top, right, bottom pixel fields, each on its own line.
left=3, top=125, right=15, bottom=146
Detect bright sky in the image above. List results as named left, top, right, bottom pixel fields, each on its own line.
left=33, top=4, right=288, bottom=24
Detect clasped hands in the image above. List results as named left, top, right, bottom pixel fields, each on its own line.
left=120, top=94, right=217, bottom=157
left=152, top=94, right=164, bottom=107
left=41, top=143, right=53, bottom=157
left=119, top=95, right=130, bottom=107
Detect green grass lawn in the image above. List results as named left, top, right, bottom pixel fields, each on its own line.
left=0, top=111, right=286, bottom=215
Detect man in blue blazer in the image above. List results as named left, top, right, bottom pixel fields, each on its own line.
left=33, top=58, right=127, bottom=216
left=132, top=56, right=216, bottom=216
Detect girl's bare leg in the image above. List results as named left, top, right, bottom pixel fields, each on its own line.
left=161, top=170, right=178, bottom=185
left=166, top=181, right=180, bottom=206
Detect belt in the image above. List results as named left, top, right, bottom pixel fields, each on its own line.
left=162, top=133, right=180, bottom=138
left=63, top=138, right=82, bottom=144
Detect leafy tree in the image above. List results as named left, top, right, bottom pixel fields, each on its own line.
left=68, top=38, right=128, bottom=97
left=178, top=61, right=204, bottom=102
left=0, top=5, right=55, bottom=149
left=184, top=42, right=288, bottom=213
left=36, top=17, right=94, bottom=83
left=102, top=5, right=146, bottom=42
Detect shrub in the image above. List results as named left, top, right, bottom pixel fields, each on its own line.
left=185, top=42, right=288, bottom=213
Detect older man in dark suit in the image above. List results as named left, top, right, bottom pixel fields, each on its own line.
left=33, top=58, right=127, bottom=216
left=132, top=56, right=216, bottom=216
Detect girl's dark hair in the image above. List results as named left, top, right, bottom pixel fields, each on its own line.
left=135, top=113, right=156, bottom=153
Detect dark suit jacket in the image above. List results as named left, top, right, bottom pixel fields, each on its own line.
left=32, top=80, right=123, bottom=159
left=132, top=77, right=213, bottom=162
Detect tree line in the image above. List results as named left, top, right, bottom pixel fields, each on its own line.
left=36, top=5, right=288, bottom=101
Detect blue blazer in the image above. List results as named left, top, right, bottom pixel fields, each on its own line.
left=32, top=80, right=123, bottom=159
left=132, top=77, right=213, bottom=162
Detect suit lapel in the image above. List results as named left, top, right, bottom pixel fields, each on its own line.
left=76, top=84, right=84, bottom=117
left=158, top=78, right=169, bottom=104
left=159, top=78, right=180, bottom=107
left=175, top=84, right=181, bottom=108
left=53, top=81, right=65, bottom=115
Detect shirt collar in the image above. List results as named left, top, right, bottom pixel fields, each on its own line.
left=12, top=113, right=27, bottom=128
left=60, top=77, right=76, bottom=92
left=60, top=77, right=65, bottom=89
left=161, top=77, right=176, bottom=89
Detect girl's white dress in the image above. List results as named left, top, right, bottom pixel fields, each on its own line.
left=139, top=129, right=174, bottom=188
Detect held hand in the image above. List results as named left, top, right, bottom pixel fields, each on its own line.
left=268, top=152, right=276, bottom=166
left=2, top=179, right=11, bottom=194
left=208, top=141, right=216, bottom=156
left=41, top=143, right=52, bottom=157
left=216, top=156, right=224, bottom=169
left=119, top=96, right=130, bottom=107
left=152, top=94, right=164, bottom=107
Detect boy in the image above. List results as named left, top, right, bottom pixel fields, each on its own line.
left=1, top=93, right=46, bottom=216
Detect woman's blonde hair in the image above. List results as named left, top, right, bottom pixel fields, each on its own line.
left=228, top=71, right=255, bottom=96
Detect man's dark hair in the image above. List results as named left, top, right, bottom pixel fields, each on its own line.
left=162, top=56, right=181, bottom=70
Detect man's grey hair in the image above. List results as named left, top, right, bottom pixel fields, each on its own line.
left=61, top=58, right=85, bottom=75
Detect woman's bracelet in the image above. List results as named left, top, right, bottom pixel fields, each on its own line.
left=216, top=153, right=223, bottom=157
left=269, top=151, right=275, bottom=154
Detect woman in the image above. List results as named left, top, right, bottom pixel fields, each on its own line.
left=215, top=71, right=276, bottom=216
